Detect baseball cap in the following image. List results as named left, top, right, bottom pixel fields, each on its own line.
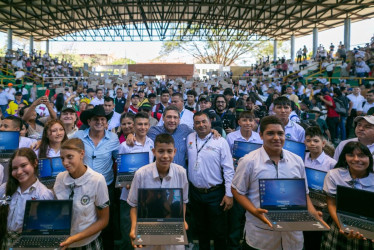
left=354, top=115, right=374, bottom=125
left=15, top=92, right=22, bottom=96
left=8, top=83, right=13, bottom=87
left=61, top=104, right=76, bottom=113
left=199, top=95, right=211, bottom=103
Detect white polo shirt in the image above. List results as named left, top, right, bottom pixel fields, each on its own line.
left=347, top=94, right=365, bottom=110
left=357, top=101, right=374, bottom=115
left=333, top=138, right=374, bottom=161
left=231, top=147, right=308, bottom=250
left=187, top=132, right=235, bottom=197
left=118, top=136, right=154, bottom=201
left=0, top=179, right=53, bottom=232
left=157, top=108, right=194, bottom=130
left=127, top=162, right=189, bottom=207
left=19, top=136, right=37, bottom=149
left=54, top=166, right=109, bottom=247
left=90, top=97, right=104, bottom=106
left=324, top=168, right=374, bottom=196
left=107, top=111, right=121, bottom=131
left=285, top=120, right=305, bottom=143
left=304, top=152, right=337, bottom=172
left=226, top=130, right=263, bottom=153
left=34, top=147, right=60, bottom=158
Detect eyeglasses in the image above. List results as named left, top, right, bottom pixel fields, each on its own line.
left=216, top=101, right=226, bottom=104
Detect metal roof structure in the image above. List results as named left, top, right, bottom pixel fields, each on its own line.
left=0, top=0, right=373, bottom=42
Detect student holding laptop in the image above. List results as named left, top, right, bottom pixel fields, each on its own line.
left=0, top=148, right=53, bottom=249
left=118, top=112, right=154, bottom=250
left=128, top=133, right=189, bottom=249
left=321, top=141, right=374, bottom=249
left=231, top=116, right=325, bottom=250
left=54, top=138, right=110, bottom=249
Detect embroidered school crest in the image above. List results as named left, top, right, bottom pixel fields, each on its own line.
left=188, top=142, right=193, bottom=149
left=285, top=133, right=291, bottom=139
left=81, top=195, right=90, bottom=205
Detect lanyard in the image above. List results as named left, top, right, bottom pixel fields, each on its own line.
left=180, top=109, right=185, bottom=118
left=195, top=134, right=213, bottom=157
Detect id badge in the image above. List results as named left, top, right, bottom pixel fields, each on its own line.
left=194, top=161, right=199, bottom=171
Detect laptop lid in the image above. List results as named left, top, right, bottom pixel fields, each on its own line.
left=137, top=188, right=184, bottom=222
left=259, top=179, right=307, bottom=211
left=337, top=185, right=374, bottom=222
left=22, top=200, right=73, bottom=235
left=0, top=131, right=20, bottom=153
left=232, top=141, right=262, bottom=159
left=38, top=158, right=52, bottom=178
left=50, top=157, right=65, bottom=177
left=117, top=152, right=150, bottom=174
left=284, top=140, right=306, bottom=159
left=305, top=167, right=327, bottom=193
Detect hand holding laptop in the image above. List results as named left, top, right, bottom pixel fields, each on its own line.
left=253, top=208, right=273, bottom=228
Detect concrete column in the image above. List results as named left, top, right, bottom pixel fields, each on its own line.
left=46, top=40, right=50, bottom=54
left=290, top=35, right=295, bottom=62
left=7, top=28, right=12, bottom=51
left=313, top=27, right=318, bottom=59
left=344, top=18, right=351, bottom=50
left=273, top=39, right=277, bottom=62
left=29, top=35, right=34, bottom=55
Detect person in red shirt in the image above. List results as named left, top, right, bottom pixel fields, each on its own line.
left=318, top=89, right=339, bottom=144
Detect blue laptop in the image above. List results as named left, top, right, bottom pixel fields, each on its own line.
left=115, top=152, right=150, bottom=188
left=259, top=178, right=328, bottom=231
left=0, top=131, right=20, bottom=158
left=305, top=167, right=327, bottom=208
left=284, top=140, right=306, bottom=159
left=232, top=141, right=262, bottom=159
left=38, top=157, right=65, bottom=189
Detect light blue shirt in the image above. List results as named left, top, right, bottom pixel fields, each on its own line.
left=226, top=130, right=263, bottom=153
left=148, top=124, right=193, bottom=168
left=73, top=129, right=119, bottom=185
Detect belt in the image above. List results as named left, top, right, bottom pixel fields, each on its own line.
left=191, top=184, right=224, bottom=194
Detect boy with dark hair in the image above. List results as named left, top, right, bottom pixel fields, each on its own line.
left=128, top=133, right=188, bottom=249
left=185, top=90, right=197, bottom=112
left=0, top=115, right=35, bottom=148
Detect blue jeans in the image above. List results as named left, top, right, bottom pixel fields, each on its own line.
left=337, top=116, right=347, bottom=140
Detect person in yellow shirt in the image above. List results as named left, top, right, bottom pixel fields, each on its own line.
left=6, top=92, right=28, bottom=116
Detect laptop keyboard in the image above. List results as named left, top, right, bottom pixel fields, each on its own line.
left=138, top=224, right=184, bottom=235
left=310, top=192, right=326, bottom=203
left=13, top=236, right=67, bottom=248
left=117, top=175, right=134, bottom=182
left=341, top=215, right=374, bottom=231
left=267, top=212, right=316, bottom=222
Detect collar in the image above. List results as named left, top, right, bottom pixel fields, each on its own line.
left=152, top=163, right=173, bottom=180
left=239, top=131, right=255, bottom=141
left=197, top=132, right=212, bottom=141
left=62, top=165, right=91, bottom=186
left=84, top=128, right=110, bottom=140
left=307, top=151, right=326, bottom=164
left=260, top=146, right=284, bottom=164
left=339, top=168, right=374, bottom=187
left=17, top=179, right=39, bottom=194
left=285, top=119, right=293, bottom=128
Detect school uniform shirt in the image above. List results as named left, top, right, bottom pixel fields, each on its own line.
left=285, top=119, right=305, bottom=143
left=226, top=130, right=263, bottom=153
left=187, top=132, right=235, bottom=197
left=304, top=152, right=337, bottom=172
left=0, top=164, right=4, bottom=184
left=231, top=147, right=308, bottom=250
left=90, top=97, right=104, bottom=106
left=19, top=136, right=37, bottom=149
left=157, top=108, right=194, bottom=130
left=34, top=147, right=60, bottom=158
left=333, top=138, right=374, bottom=161
left=127, top=162, right=189, bottom=207
left=0, top=179, right=53, bottom=232
left=323, top=168, right=374, bottom=196
left=118, top=136, right=154, bottom=201
left=54, top=166, right=109, bottom=247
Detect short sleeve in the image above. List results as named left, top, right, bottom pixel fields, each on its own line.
left=323, top=170, right=337, bottom=197
left=231, top=157, right=252, bottom=196
left=95, top=174, right=110, bottom=209
left=127, top=170, right=141, bottom=207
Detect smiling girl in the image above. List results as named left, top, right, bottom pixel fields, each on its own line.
left=0, top=148, right=53, bottom=249
left=54, top=138, right=109, bottom=249
left=37, top=119, right=68, bottom=158
left=321, top=141, right=374, bottom=249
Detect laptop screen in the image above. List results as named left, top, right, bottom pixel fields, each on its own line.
left=284, top=140, right=306, bottom=159
left=51, top=157, right=65, bottom=177
left=305, top=167, right=327, bottom=193
left=117, top=152, right=150, bottom=173
left=337, top=185, right=374, bottom=220
left=38, top=158, right=52, bottom=178
left=22, top=200, right=73, bottom=235
left=259, top=179, right=307, bottom=210
left=232, top=141, right=262, bottom=159
left=137, top=188, right=183, bottom=222
left=0, top=131, right=19, bottom=153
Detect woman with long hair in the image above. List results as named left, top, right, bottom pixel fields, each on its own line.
left=54, top=138, right=109, bottom=249
left=117, top=112, right=135, bottom=143
left=37, top=119, right=68, bottom=158
left=0, top=148, right=53, bottom=249
left=321, top=141, right=374, bottom=249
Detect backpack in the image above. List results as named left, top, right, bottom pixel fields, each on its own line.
left=333, top=97, right=347, bottom=115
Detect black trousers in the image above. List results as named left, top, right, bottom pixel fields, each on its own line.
left=326, top=116, right=339, bottom=142
left=190, top=184, right=228, bottom=250
left=346, top=109, right=357, bottom=138
left=101, top=182, right=115, bottom=250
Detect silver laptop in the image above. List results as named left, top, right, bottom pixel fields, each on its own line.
left=0, top=131, right=20, bottom=159
left=337, top=185, right=374, bottom=239
left=305, top=167, right=327, bottom=208
left=38, top=157, right=65, bottom=189
left=134, top=188, right=188, bottom=245
left=259, top=178, right=329, bottom=231
left=115, top=152, right=149, bottom=188
left=11, top=200, right=73, bottom=250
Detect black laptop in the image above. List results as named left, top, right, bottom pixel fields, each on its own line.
left=38, top=157, right=65, bottom=189
left=0, top=131, right=20, bottom=158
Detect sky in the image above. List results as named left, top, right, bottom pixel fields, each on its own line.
left=1, top=17, right=373, bottom=65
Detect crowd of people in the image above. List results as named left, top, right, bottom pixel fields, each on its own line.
left=0, top=38, right=374, bottom=250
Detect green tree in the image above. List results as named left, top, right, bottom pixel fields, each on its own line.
left=112, top=58, right=136, bottom=65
